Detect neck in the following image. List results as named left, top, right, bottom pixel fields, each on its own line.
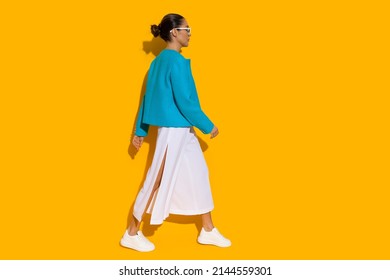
left=166, top=42, right=182, bottom=52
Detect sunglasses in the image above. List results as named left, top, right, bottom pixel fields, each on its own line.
left=170, top=27, right=191, bottom=35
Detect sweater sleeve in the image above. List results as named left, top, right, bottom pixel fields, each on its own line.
left=170, top=58, right=214, bottom=134
left=135, top=95, right=149, bottom=137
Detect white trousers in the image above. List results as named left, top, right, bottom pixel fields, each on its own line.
left=133, top=127, right=214, bottom=225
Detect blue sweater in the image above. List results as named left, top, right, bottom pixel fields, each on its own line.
left=135, top=49, right=214, bottom=137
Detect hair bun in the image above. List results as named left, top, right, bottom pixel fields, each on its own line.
left=151, top=24, right=160, bottom=37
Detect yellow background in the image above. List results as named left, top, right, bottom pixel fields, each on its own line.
left=1, top=0, right=389, bottom=259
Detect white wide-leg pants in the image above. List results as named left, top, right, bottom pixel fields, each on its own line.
left=133, top=127, right=214, bottom=225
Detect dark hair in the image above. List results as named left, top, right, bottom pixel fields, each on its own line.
left=151, top=13, right=184, bottom=42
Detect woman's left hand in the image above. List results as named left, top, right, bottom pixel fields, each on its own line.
left=210, top=126, right=219, bottom=139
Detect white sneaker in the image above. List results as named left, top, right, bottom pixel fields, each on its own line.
left=120, top=230, right=155, bottom=252
left=197, top=228, right=231, bottom=247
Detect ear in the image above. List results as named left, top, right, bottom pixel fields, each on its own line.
left=170, top=29, right=177, bottom=38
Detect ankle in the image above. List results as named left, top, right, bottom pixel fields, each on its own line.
left=202, top=226, right=214, bottom=232
left=127, top=227, right=138, bottom=236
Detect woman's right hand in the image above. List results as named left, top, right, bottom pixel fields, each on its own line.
left=210, top=126, right=219, bottom=139
left=132, top=135, right=144, bottom=150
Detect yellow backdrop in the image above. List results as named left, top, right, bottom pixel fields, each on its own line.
left=1, top=0, right=389, bottom=259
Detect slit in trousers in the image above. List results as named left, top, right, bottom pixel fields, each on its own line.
left=132, top=127, right=214, bottom=225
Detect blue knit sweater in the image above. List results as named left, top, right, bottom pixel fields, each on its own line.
left=135, top=49, right=214, bottom=137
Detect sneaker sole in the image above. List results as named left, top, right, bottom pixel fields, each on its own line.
left=120, top=240, right=155, bottom=252
left=197, top=237, right=231, bottom=248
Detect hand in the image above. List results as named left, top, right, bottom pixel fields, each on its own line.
left=210, top=126, right=219, bottom=139
left=132, top=135, right=144, bottom=150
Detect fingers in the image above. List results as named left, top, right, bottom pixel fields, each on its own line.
left=210, top=126, right=219, bottom=139
left=132, top=136, right=144, bottom=150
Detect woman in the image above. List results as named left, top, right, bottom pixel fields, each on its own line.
left=120, top=13, right=231, bottom=252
